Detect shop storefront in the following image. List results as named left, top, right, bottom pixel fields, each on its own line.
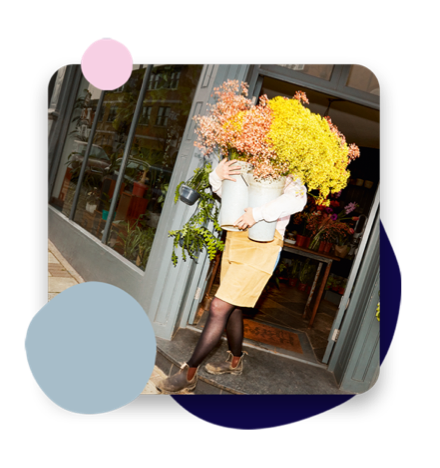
left=48, top=64, right=380, bottom=394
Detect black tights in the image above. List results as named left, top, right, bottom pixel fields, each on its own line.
left=187, top=297, right=244, bottom=368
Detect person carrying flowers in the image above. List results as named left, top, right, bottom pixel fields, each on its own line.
left=156, top=81, right=359, bottom=394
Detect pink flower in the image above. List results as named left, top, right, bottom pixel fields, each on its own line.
left=344, top=202, right=357, bottom=214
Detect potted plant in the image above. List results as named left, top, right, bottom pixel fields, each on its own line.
left=100, top=193, right=114, bottom=221
left=176, top=164, right=211, bottom=206
left=116, top=217, right=156, bottom=270
left=133, top=172, right=148, bottom=198
left=85, top=187, right=99, bottom=214
left=288, top=258, right=301, bottom=288
left=168, top=163, right=224, bottom=266
left=193, top=81, right=360, bottom=242
left=298, top=259, right=316, bottom=292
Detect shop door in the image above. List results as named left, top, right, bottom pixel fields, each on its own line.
left=322, top=187, right=379, bottom=364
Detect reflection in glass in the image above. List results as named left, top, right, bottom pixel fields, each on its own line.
left=49, top=64, right=203, bottom=271
left=49, top=77, right=104, bottom=218
left=105, top=65, right=203, bottom=271
left=71, top=66, right=146, bottom=239
left=346, top=65, right=380, bottom=95
left=278, top=64, right=334, bottom=81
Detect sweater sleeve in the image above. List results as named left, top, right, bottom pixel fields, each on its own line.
left=209, top=165, right=223, bottom=197
left=252, top=177, right=307, bottom=223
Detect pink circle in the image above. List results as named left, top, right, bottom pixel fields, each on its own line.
left=81, top=39, right=133, bottom=91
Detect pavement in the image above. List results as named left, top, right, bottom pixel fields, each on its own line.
left=48, top=239, right=166, bottom=395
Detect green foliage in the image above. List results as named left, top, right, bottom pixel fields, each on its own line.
left=299, top=258, right=317, bottom=284
left=157, top=183, right=169, bottom=208
left=169, top=163, right=224, bottom=266
left=117, top=218, right=156, bottom=270
left=100, top=192, right=112, bottom=211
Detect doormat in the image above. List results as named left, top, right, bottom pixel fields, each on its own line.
left=197, top=314, right=304, bottom=355
left=243, top=319, right=303, bottom=354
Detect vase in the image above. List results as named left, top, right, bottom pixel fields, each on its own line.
left=133, top=181, right=147, bottom=198
left=219, top=160, right=251, bottom=231
left=247, top=174, right=286, bottom=242
left=179, top=184, right=200, bottom=206
left=323, top=242, right=333, bottom=254
left=334, top=245, right=350, bottom=258
left=85, top=202, right=97, bottom=214
left=296, top=234, right=307, bottom=247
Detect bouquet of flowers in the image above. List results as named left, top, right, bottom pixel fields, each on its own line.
left=194, top=80, right=360, bottom=204
left=307, top=203, right=359, bottom=249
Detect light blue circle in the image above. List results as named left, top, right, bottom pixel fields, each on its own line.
left=25, top=282, right=156, bottom=414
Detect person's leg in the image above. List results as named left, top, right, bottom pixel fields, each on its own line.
left=186, top=297, right=235, bottom=372
left=225, top=307, right=244, bottom=367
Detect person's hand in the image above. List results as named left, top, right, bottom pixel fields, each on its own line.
left=215, top=158, right=243, bottom=182
left=234, top=208, right=256, bottom=230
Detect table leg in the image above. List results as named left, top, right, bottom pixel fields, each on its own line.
left=303, top=262, right=323, bottom=319
left=308, top=260, right=332, bottom=328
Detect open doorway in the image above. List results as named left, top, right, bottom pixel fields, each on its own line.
left=191, top=74, right=379, bottom=367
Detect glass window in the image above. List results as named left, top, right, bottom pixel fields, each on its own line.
left=49, top=78, right=104, bottom=218
left=346, top=65, right=380, bottom=95
left=105, top=65, right=203, bottom=271
left=49, top=64, right=203, bottom=271
left=139, top=106, right=152, bottom=125
left=278, top=64, right=334, bottom=81
left=155, top=107, right=170, bottom=126
left=107, top=106, right=118, bottom=122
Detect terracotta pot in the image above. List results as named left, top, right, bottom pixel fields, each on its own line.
left=305, top=237, right=312, bottom=249
left=133, top=181, right=147, bottom=198
left=298, top=282, right=307, bottom=292
left=323, top=242, right=333, bottom=254
left=318, top=241, right=326, bottom=252
left=338, top=286, right=345, bottom=295
left=289, top=278, right=298, bottom=288
left=296, top=234, right=307, bottom=247
left=306, top=285, right=312, bottom=294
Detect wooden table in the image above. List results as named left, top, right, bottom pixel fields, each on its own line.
left=283, top=242, right=341, bottom=328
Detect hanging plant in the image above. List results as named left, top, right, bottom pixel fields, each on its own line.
left=169, top=163, right=224, bottom=266
left=175, top=164, right=211, bottom=206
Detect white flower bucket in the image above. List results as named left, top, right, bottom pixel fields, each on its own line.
left=247, top=175, right=286, bottom=242
left=219, top=160, right=251, bottom=231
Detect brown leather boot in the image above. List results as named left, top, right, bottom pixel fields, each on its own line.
left=205, top=351, right=248, bottom=376
left=155, top=363, right=198, bottom=395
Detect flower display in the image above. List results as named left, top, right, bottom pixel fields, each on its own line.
left=306, top=206, right=356, bottom=248
left=193, top=80, right=360, bottom=205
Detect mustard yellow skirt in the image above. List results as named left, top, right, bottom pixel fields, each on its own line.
left=215, top=230, right=284, bottom=308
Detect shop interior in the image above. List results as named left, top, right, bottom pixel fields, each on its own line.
left=194, top=76, right=380, bottom=365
